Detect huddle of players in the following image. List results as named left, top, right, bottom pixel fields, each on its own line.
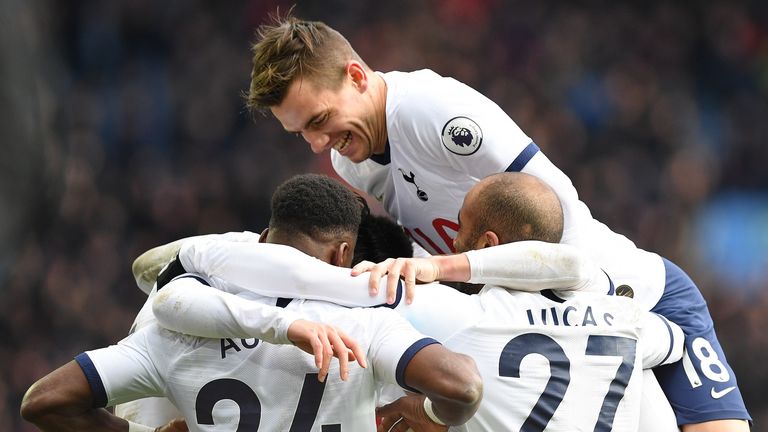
left=22, top=11, right=750, bottom=432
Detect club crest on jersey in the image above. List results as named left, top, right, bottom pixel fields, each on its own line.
left=441, top=116, right=482, bottom=155
left=398, top=168, right=429, bottom=201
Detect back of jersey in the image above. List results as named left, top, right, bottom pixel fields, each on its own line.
left=446, top=288, right=646, bottom=432
left=147, top=301, right=423, bottom=431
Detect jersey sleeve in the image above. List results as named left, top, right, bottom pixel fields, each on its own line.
left=152, top=275, right=301, bottom=344
left=179, top=238, right=395, bottom=307
left=364, top=308, right=440, bottom=392
left=638, top=312, right=685, bottom=368
left=464, top=241, right=605, bottom=293
left=75, top=328, right=166, bottom=408
left=133, top=231, right=261, bottom=294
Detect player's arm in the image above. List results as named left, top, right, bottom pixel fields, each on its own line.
left=21, top=332, right=182, bottom=432
left=152, top=276, right=367, bottom=381
left=638, top=311, right=685, bottom=368
left=21, top=361, right=185, bottom=432
left=369, top=311, right=482, bottom=428
left=352, top=240, right=601, bottom=304
left=177, top=238, right=394, bottom=306
left=132, top=231, right=260, bottom=295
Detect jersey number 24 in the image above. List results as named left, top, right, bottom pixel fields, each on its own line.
left=194, top=373, right=340, bottom=431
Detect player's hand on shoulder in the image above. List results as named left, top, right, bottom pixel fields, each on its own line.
left=352, top=257, right=440, bottom=305
left=156, top=418, right=188, bottom=432
left=287, top=319, right=368, bottom=383
left=376, top=395, right=448, bottom=432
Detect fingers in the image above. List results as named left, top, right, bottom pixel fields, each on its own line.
left=375, top=399, right=402, bottom=419
left=327, top=329, right=349, bottom=381
left=338, top=328, right=368, bottom=369
left=351, top=259, right=396, bottom=299
left=402, top=261, right=417, bottom=305
left=351, top=260, right=375, bottom=276
left=370, top=258, right=394, bottom=297
left=386, top=259, right=406, bottom=304
left=171, top=418, right=189, bottom=432
left=378, top=415, right=408, bottom=432
left=298, top=323, right=366, bottom=382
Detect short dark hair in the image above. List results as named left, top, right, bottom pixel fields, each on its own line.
left=353, top=213, right=414, bottom=265
left=270, top=174, right=362, bottom=240
left=473, top=173, right=564, bottom=244
left=247, top=12, right=365, bottom=113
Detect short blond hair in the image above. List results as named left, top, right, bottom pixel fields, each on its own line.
left=246, top=14, right=365, bottom=114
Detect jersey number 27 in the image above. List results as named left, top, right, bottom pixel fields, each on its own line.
left=499, top=333, right=637, bottom=432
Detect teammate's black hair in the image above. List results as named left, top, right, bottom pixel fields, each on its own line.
left=353, top=213, right=414, bottom=265
left=270, top=174, right=362, bottom=239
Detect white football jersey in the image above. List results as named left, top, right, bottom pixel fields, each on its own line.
left=79, top=293, right=435, bottom=431
left=413, top=286, right=681, bottom=432
left=161, top=240, right=683, bottom=431
left=332, top=69, right=665, bottom=311
left=113, top=231, right=264, bottom=427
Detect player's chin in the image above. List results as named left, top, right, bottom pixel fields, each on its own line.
left=346, top=147, right=371, bottom=163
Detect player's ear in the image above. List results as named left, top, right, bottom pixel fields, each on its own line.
left=258, top=228, right=269, bottom=243
left=346, top=60, right=368, bottom=92
left=478, top=231, right=500, bottom=249
left=332, top=241, right=352, bottom=267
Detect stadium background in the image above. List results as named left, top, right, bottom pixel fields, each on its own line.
left=1, top=0, right=766, bottom=429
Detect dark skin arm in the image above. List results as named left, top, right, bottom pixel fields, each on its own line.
left=20, top=360, right=187, bottom=432
left=388, top=343, right=482, bottom=428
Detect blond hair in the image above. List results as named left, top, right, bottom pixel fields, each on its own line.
left=246, top=13, right=365, bottom=114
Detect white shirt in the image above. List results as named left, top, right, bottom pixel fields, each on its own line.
left=158, top=238, right=683, bottom=431
left=332, top=69, right=665, bottom=311
left=113, top=231, right=263, bottom=427
left=80, top=281, right=436, bottom=431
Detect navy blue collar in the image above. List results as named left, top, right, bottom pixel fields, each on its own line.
left=370, top=140, right=391, bottom=165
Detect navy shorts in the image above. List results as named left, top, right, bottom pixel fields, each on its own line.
left=651, top=258, right=751, bottom=425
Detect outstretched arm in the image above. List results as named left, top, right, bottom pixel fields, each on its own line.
left=352, top=241, right=601, bottom=304
left=178, top=238, right=393, bottom=306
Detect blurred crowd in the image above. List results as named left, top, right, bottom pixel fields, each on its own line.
left=1, top=0, right=766, bottom=429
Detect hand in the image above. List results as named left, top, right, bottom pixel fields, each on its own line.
left=287, top=319, right=368, bottom=382
left=156, top=418, right=188, bottom=432
left=376, top=395, right=448, bottom=432
left=351, top=258, right=440, bottom=305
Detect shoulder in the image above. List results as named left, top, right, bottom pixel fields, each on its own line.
left=384, top=69, right=482, bottom=116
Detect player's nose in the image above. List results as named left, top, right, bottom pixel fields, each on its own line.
left=303, top=131, right=331, bottom=153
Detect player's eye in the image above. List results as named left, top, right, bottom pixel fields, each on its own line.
left=311, top=113, right=328, bottom=127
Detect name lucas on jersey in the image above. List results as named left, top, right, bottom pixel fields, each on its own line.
left=526, top=305, right=614, bottom=327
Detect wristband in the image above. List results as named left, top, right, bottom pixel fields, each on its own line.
left=423, top=397, right=446, bottom=425
left=127, top=421, right=156, bottom=432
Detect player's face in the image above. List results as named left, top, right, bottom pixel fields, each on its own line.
left=271, top=75, right=385, bottom=163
